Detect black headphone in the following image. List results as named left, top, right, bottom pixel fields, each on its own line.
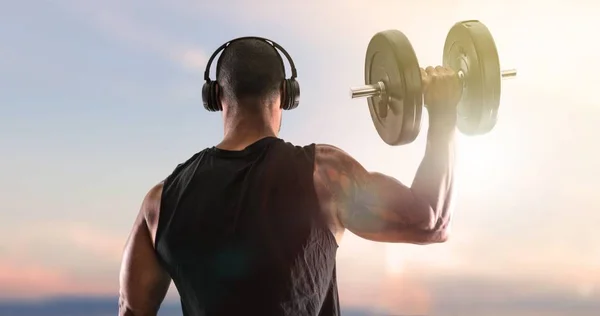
left=202, top=36, right=300, bottom=112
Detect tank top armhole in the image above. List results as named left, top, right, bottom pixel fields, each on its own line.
left=305, top=143, right=340, bottom=249
left=155, top=151, right=205, bottom=251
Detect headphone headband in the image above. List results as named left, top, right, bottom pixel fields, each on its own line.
left=203, top=36, right=297, bottom=82
left=201, top=36, right=300, bottom=112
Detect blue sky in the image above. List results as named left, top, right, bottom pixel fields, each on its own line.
left=1, top=0, right=600, bottom=314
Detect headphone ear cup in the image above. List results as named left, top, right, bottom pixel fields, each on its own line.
left=212, top=82, right=222, bottom=111
left=202, top=81, right=212, bottom=111
left=202, top=81, right=221, bottom=112
left=283, top=79, right=300, bottom=110
left=280, top=80, right=288, bottom=110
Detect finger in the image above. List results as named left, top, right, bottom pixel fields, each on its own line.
left=420, top=67, right=427, bottom=79
left=420, top=68, right=430, bottom=90
left=426, top=66, right=436, bottom=76
left=425, top=66, right=437, bottom=89
left=436, top=66, right=453, bottom=80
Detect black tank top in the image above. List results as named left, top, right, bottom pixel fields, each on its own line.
left=155, top=137, right=340, bottom=316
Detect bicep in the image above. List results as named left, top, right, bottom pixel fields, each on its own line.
left=119, top=187, right=171, bottom=316
left=315, top=144, right=439, bottom=244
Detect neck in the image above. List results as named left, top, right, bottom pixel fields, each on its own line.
left=220, top=115, right=277, bottom=150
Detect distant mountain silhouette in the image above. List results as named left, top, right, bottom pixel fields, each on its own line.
left=3, top=295, right=599, bottom=316
left=0, top=297, right=375, bottom=316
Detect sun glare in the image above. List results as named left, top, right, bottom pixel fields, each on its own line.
left=384, top=244, right=404, bottom=275
left=455, top=129, right=521, bottom=192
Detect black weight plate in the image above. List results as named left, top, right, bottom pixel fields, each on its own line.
left=365, top=30, right=422, bottom=146
left=443, top=20, right=501, bottom=135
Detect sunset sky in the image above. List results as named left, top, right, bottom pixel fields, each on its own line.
left=1, top=0, right=599, bottom=315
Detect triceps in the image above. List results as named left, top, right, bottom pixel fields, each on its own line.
left=316, top=145, right=435, bottom=237
left=315, top=147, right=409, bottom=234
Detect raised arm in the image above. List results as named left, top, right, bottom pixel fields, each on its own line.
left=314, top=66, right=459, bottom=244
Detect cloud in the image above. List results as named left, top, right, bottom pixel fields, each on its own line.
left=0, top=219, right=185, bottom=300
left=1, top=220, right=125, bottom=270
left=164, top=0, right=600, bottom=106
left=1, top=220, right=598, bottom=312
left=0, top=220, right=128, bottom=298
left=426, top=276, right=600, bottom=316
left=59, top=223, right=125, bottom=261
left=178, top=49, right=209, bottom=72
left=3, top=252, right=597, bottom=316
left=335, top=232, right=599, bottom=314
left=0, top=262, right=67, bottom=298
left=3, top=0, right=600, bottom=311
left=52, top=0, right=207, bottom=72
left=337, top=272, right=600, bottom=316
left=0, top=261, right=110, bottom=299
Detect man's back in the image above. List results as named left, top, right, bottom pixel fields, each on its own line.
left=118, top=38, right=457, bottom=316
left=156, top=137, right=340, bottom=316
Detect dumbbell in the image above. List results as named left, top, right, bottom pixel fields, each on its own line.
left=349, top=20, right=517, bottom=146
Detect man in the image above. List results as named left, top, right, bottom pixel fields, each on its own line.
left=119, top=38, right=461, bottom=316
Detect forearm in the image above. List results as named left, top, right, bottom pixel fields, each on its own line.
left=410, top=116, right=456, bottom=233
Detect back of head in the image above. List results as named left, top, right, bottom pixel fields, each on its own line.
left=217, top=38, right=285, bottom=114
